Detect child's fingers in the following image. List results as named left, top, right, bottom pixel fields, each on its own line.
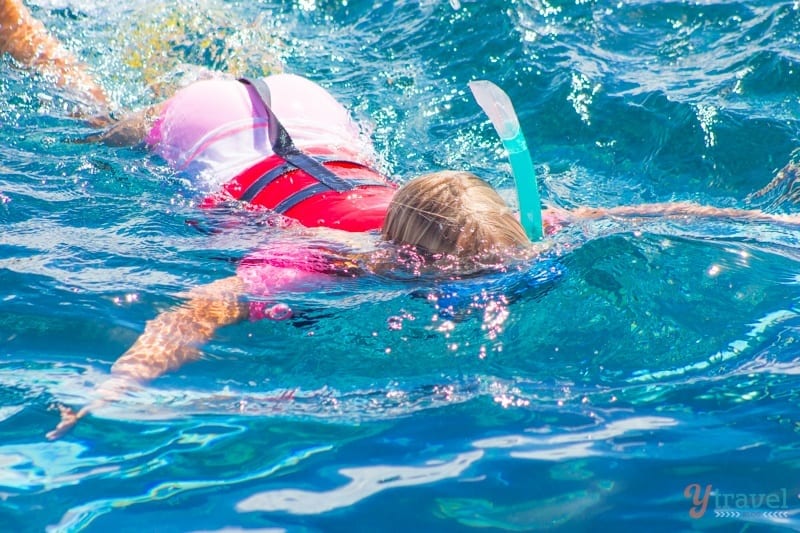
left=46, top=404, right=79, bottom=440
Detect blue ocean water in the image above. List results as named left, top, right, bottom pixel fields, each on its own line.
left=2, top=0, right=800, bottom=531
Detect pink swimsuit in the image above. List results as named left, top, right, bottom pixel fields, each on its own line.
left=236, top=243, right=346, bottom=320
left=146, top=73, right=379, bottom=192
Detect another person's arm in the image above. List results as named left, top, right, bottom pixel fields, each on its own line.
left=0, top=0, right=108, bottom=110
left=78, top=102, right=165, bottom=146
left=1, top=0, right=162, bottom=143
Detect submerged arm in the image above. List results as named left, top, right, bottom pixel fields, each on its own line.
left=0, top=0, right=108, bottom=110
left=112, top=276, right=249, bottom=381
left=47, top=258, right=328, bottom=439
left=47, top=275, right=250, bottom=439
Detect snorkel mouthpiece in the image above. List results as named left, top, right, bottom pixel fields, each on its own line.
left=469, top=80, right=543, bottom=241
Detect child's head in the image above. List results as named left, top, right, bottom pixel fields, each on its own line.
left=381, top=170, right=530, bottom=259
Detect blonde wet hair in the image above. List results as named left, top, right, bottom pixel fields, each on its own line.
left=381, top=170, right=530, bottom=259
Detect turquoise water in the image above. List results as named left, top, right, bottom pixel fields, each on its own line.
left=3, top=0, right=800, bottom=531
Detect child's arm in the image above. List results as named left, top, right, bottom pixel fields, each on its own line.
left=569, top=201, right=800, bottom=225
left=46, top=259, right=326, bottom=439
left=0, top=0, right=108, bottom=110
left=46, top=275, right=250, bottom=440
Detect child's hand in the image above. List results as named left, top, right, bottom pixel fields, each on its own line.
left=45, top=377, right=126, bottom=440
left=46, top=404, right=87, bottom=440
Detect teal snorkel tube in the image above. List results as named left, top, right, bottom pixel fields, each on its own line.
left=469, top=80, right=543, bottom=241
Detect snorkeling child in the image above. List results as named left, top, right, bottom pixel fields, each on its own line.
left=3, top=0, right=798, bottom=439
left=1, top=0, right=543, bottom=437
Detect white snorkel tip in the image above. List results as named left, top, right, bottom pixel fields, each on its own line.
left=469, top=80, right=544, bottom=241
left=468, top=80, right=520, bottom=140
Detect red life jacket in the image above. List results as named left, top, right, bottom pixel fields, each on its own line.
left=201, top=78, right=396, bottom=233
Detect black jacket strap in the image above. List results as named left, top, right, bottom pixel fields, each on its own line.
left=238, top=77, right=362, bottom=193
